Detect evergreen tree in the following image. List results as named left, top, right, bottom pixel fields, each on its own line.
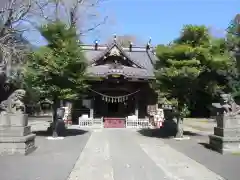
left=155, top=25, right=235, bottom=137
left=24, top=21, right=88, bottom=136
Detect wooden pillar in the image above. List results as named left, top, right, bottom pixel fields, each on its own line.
left=135, top=96, right=139, bottom=118
left=60, top=100, right=64, bottom=107
left=90, top=99, right=94, bottom=119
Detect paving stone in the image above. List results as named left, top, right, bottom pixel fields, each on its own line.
left=68, top=129, right=224, bottom=180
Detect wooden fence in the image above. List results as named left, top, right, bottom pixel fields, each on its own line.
left=126, top=118, right=149, bottom=128
left=78, top=117, right=103, bottom=128
left=78, top=117, right=149, bottom=129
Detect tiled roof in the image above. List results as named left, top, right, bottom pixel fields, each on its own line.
left=81, top=40, right=157, bottom=79
left=87, top=65, right=155, bottom=79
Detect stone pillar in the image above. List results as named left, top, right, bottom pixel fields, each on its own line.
left=0, top=113, right=36, bottom=155
left=209, top=111, right=240, bottom=154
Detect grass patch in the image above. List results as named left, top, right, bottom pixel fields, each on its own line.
left=184, top=118, right=209, bottom=122
left=185, top=124, right=212, bottom=132
left=231, top=151, right=240, bottom=156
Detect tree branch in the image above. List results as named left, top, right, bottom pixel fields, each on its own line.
left=34, top=0, right=108, bottom=36
left=79, top=15, right=108, bottom=35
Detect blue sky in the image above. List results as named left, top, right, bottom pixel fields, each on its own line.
left=25, top=0, right=240, bottom=46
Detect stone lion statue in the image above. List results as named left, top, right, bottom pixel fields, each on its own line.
left=216, top=93, right=240, bottom=116
left=0, top=89, right=26, bottom=114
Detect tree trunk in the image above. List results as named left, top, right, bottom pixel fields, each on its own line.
left=52, top=98, right=59, bottom=137
left=175, top=117, right=184, bottom=138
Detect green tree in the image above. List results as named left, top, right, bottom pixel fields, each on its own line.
left=155, top=25, right=235, bottom=137
left=225, top=14, right=240, bottom=100
left=24, top=21, right=88, bottom=136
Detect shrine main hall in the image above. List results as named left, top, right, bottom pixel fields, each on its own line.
left=74, top=36, right=158, bottom=128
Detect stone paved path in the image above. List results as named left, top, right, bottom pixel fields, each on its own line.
left=68, top=128, right=224, bottom=180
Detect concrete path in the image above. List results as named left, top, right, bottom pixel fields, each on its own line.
left=68, top=128, right=224, bottom=180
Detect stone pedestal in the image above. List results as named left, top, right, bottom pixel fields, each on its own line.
left=0, top=113, right=36, bottom=155
left=209, top=114, right=240, bottom=154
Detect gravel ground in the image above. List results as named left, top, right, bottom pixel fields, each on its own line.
left=184, top=119, right=216, bottom=132
left=162, top=127, right=240, bottom=180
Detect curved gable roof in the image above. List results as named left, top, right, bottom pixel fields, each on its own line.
left=81, top=40, right=156, bottom=71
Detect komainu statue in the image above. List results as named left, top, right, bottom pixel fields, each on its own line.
left=213, top=93, right=240, bottom=116
left=0, top=89, right=26, bottom=114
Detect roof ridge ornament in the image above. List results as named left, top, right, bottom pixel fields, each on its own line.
left=94, top=39, right=98, bottom=50
left=129, top=41, right=132, bottom=52
left=146, top=37, right=151, bottom=50
left=113, top=34, right=117, bottom=42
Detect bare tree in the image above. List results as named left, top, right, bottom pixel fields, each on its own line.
left=0, top=0, right=33, bottom=86
left=115, top=35, right=137, bottom=47
left=106, top=34, right=145, bottom=47
left=29, top=0, right=108, bottom=36
left=0, top=0, right=108, bottom=86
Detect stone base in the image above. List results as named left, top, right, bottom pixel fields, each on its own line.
left=0, top=133, right=36, bottom=155
left=209, top=134, right=240, bottom=154
left=0, top=126, right=31, bottom=136
left=0, top=113, right=28, bottom=126
left=0, top=113, right=36, bottom=156
left=214, top=127, right=240, bottom=137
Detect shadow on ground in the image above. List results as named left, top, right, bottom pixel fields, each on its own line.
left=199, top=142, right=213, bottom=150
left=138, top=120, right=202, bottom=139
left=33, top=128, right=88, bottom=137
left=198, top=142, right=223, bottom=154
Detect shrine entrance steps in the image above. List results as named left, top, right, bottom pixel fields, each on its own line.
left=103, top=117, right=125, bottom=128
